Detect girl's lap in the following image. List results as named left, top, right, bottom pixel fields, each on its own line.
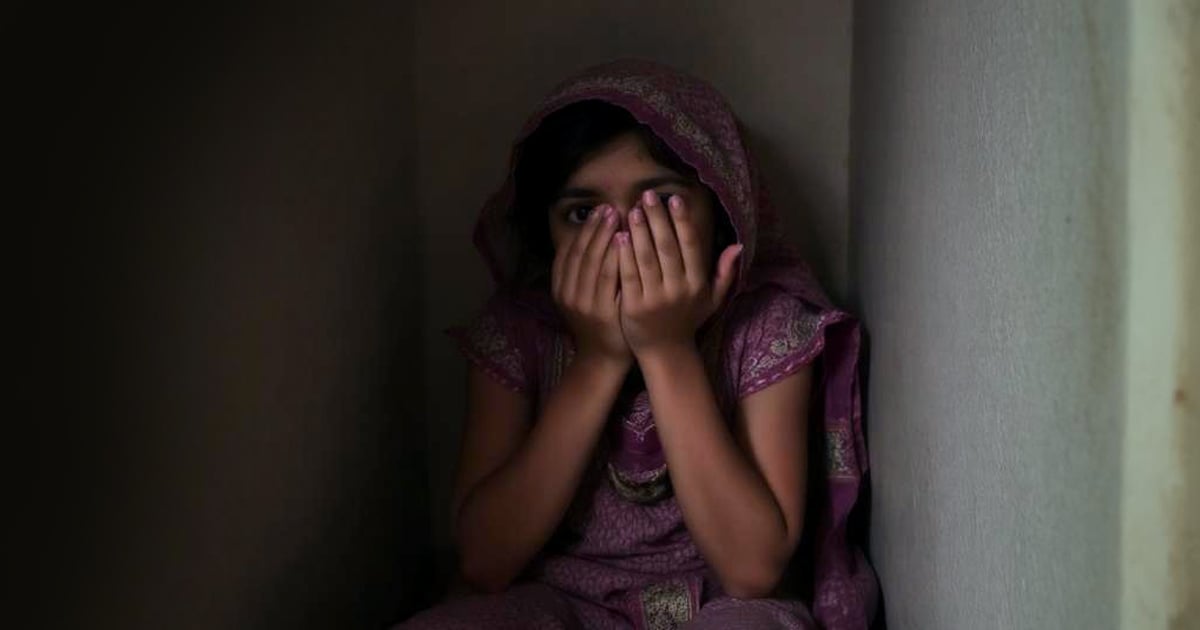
left=394, top=582, right=578, bottom=630
left=397, top=583, right=812, bottom=630
left=682, top=597, right=815, bottom=630
left=394, top=582, right=628, bottom=630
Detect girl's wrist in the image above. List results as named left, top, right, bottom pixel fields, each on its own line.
left=572, top=348, right=634, bottom=379
left=633, top=340, right=702, bottom=375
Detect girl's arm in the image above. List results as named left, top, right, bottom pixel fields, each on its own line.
left=638, top=349, right=810, bottom=599
left=453, top=204, right=629, bottom=593
left=615, top=190, right=808, bottom=598
left=452, top=355, right=628, bottom=593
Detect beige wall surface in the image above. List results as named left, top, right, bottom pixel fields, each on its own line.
left=413, top=0, right=854, bottom=571
left=1120, top=1, right=1199, bottom=627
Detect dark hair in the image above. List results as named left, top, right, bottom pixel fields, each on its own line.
left=509, top=100, right=732, bottom=284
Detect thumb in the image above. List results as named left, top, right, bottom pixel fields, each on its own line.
left=710, top=243, right=744, bottom=309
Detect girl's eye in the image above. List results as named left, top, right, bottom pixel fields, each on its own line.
left=566, top=205, right=594, bottom=225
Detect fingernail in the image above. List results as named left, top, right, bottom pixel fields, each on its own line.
left=669, top=195, right=682, bottom=211
left=602, top=204, right=615, bottom=219
left=643, top=190, right=657, bottom=206
left=615, top=232, right=630, bottom=245
left=630, top=208, right=643, bottom=224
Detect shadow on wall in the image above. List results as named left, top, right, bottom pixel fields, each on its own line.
left=18, top=3, right=434, bottom=628
left=742, top=127, right=837, bottom=284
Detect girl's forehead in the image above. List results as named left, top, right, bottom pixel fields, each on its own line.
left=566, top=133, right=675, bottom=186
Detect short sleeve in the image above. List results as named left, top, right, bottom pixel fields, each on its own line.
left=448, top=294, right=533, bottom=394
left=727, top=287, right=828, bottom=399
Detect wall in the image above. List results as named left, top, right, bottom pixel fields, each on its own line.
left=851, top=1, right=1128, bottom=628
left=1120, top=1, right=1199, bottom=627
left=413, top=0, right=854, bottom=573
left=23, top=3, right=431, bottom=628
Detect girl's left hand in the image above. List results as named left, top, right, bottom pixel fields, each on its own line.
left=616, top=190, right=743, bottom=358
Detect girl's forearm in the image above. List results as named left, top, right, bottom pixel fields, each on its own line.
left=639, top=344, right=793, bottom=598
left=455, top=354, right=628, bottom=592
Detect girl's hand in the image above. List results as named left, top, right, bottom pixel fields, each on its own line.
left=552, top=204, right=631, bottom=365
left=616, top=190, right=743, bottom=359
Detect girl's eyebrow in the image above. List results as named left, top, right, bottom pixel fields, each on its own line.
left=553, top=175, right=692, bottom=203
left=632, top=175, right=691, bottom=191
left=555, top=187, right=599, bottom=201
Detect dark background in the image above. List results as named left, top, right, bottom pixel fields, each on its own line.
left=10, top=3, right=432, bottom=627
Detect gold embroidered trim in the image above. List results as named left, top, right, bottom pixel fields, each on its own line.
left=608, top=463, right=673, bottom=504
left=826, top=426, right=856, bottom=479
left=742, top=307, right=823, bottom=387
left=640, top=580, right=694, bottom=630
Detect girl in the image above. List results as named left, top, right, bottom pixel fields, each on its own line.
left=401, top=60, right=877, bottom=630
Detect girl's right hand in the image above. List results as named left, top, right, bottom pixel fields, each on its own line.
left=551, top=204, right=630, bottom=365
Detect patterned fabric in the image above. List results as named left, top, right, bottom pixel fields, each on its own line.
left=726, top=287, right=829, bottom=398
left=639, top=579, right=697, bottom=630
left=451, top=294, right=531, bottom=393
left=407, top=60, right=878, bottom=630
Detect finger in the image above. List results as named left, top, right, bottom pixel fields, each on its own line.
left=551, top=230, right=573, bottom=299
left=627, top=205, right=662, bottom=290
left=577, top=205, right=617, bottom=304
left=641, top=190, right=684, bottom=285
left=710, top=243, right=744, bottom=311
left=562, top=205, right=604, bottom=300
left=616, top=231, right=642, bottom=303
left=669, top=195, right=706, bottom=287
left=596, top=238, right=620, bottom=315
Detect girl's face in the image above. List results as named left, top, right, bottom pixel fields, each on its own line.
left=547, top=132, right=717, bottom=271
